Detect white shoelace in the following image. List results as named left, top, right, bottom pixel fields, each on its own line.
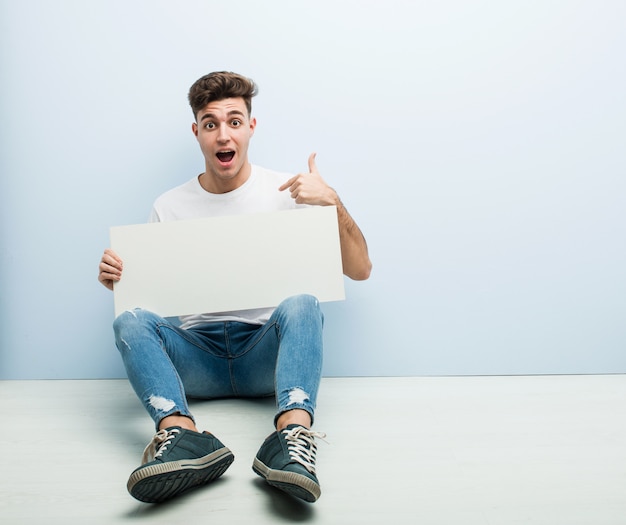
left=282, top=427, right=327, bottom=474
left=141, top=428, right=181, bottom=464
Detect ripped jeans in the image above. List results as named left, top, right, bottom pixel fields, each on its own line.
left=113, top=294, right=324, bottom=430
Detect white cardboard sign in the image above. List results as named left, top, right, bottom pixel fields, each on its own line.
left=110, top=206, right=345, bottom=318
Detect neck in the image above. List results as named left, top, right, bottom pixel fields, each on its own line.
left=199, top=162, right=252, bottom=194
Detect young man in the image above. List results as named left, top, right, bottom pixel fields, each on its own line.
left=98, top=71, right=371, bottom=504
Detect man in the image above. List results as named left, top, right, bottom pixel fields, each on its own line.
left=98, top=71, right=371, bottom=504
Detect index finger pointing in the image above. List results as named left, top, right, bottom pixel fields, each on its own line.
left=279, top=174, right=298, bottom=191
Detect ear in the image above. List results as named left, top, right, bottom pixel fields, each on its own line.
left=249, top=117, right=257, bottom=137
left=192, top=122, right=199, bottom=138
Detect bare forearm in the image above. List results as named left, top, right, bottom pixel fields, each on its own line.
left=334, top=196, right=372, bottom=281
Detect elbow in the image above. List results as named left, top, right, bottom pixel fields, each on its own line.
left=348, top=261, right=372, bottom=281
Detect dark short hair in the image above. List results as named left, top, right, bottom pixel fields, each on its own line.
left=188, top=71, right=258, bottom=120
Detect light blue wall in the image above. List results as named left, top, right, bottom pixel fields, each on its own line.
left=1, top=0, right=624, bottom=379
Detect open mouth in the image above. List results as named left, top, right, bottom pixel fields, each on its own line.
left=216, top=150, right=235, bottom=163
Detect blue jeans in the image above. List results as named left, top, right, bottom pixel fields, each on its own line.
left=113, top=294, right=324, bottom=430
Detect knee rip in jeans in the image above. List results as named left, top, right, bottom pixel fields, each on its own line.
left=287, top=387, right=310, bottom=406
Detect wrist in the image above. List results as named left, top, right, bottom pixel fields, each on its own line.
left=328, top=187, right=341, bottom=207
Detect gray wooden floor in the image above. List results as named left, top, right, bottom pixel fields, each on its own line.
left=1, top=375, right=625, bottom=524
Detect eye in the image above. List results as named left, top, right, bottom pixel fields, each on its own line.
left=231, top=119, right=242, bottom=127
left=205, top=122, right=216, bottom=129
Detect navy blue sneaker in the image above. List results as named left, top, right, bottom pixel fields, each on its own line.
left=252, top=424, right=326, bottom=502
left=127, top=426, right=234, bottom=503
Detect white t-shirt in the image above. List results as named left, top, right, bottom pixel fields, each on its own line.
left=149, top=165, right=305, bottom=329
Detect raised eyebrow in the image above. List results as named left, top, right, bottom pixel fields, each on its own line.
left=199, top=110, right=246, bottom=122
left=199, top=112, right=216, bottom=122
left=228, top=110, right=246, bottom=120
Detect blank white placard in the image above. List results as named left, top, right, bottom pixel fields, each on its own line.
left=110, top=206, right=345, bottom=318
